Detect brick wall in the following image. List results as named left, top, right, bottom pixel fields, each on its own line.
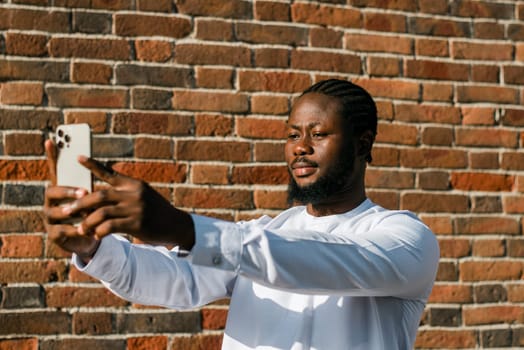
left=0, top=0, right=523, bottom=349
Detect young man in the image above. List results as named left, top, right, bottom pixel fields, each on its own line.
left=44, top=79, right=439, bottom=350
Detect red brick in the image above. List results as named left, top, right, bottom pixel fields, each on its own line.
left=254, top=189, right=288, bottom=209
left=352, top=78, right=420, bottom=100
left=310, top=27, right=343, bottom=48
left=115, top=13, right=191, bottom=37
left=452, top=41, right=513, bottom=60
left=69, top=265, right=99, bottom=283
left=472, top=64, right=499, bottom=83
left=366, top=190, right=399, bottom=210
left=177, top=140, right=250, bottom=162
left=46, top=286, right=128, bottom=308
left=134, top=40, right=173, bottom=62
left=420, top=215, right=453, bottom=235
left=504, top=109, right=524, bottom=126
left=422, top=83, right=453, bottom=102
left=436, top=261, right=459, bottom=281
left=0, top=260, right=67, bottom=283
left=111, top=161, right=186, bottom=183
left=472, top=239, right=505, bottom=257
left=5, top=32, right=47, bottom=56
left=370, top=146, right=399, bottom=166
left=438, top=238, right=470, bottom=258
left=503, top=152, right=524, bottom=171
left=235, top=22, right=308, bottom=46
left=504, top=65, right=524, bottom=85
left=455, top=216, right=520, bottom=235
left=127, top=336, right=168, bottom=350
left=175, top=43, right=251, bottom=66
left=367, top=57, right=400, bottom=77
left=461, top=107, right=495, bottom=125
left=410, top=17, right=471, bottom=37
left=0, top=82, right=43, bottom=105
left=350, top=0, right=417, bottom=11
left=73, top=312, right=113, bottom=335
left=254, top=47, right=290, bottom=68
left=291, top=3, right=361, bottom=28
left=47, top=86, right=128, bottom=108
left=400, top=148, right=467, bottom=168
left=0, top=7, right=70, bottom=32
left=64, top=111, right=108, bottom=133
left=451, top=0, right=514, bottom=19
left=71, top=62, right=112, bottom=84
left=255, top=1, right=290, bottom=21
left=455, top=127, right=518, bottom=148
left=201, top=308, right=228, bottom=330
left=239, top=70, right=310, bottom=93
left=415, top=330, right=477, bottom=349
left=174, top=187, right=252, bottom=209
left=4, top=133, right=44, bottom=156
left=460, top=261, right=522, bottom=281
left=195, top=114, right=232, bottom=136
left=195, top=18, right=234, bottom=41
left=504, top=196, right=524, bottom=214
left=0, top=338, right=38, bottom=350
left=401, top=193, right=469, bottom=213
left=405, top=59, right=469, bottom=81
left=421, top=127, right=453, bottom=146
left=517, top=43, right=524, bottom=61
left=136, top=0, right=172, bottom=12
left=419, top=0, right=448, bottom=14
left=135, top=137, right=172, bottom=159
left=251, top=95, right=289, bottom=115
left=364, top=12, right=406, bottom=33
left=172, top=90, right=248, bottom=113
left=0, top=160, right=48, bottom=181
left=191, top=164, right=229, bottom=185
left=196, top=67, right=234, bottom=89
left=254, top=142, right=285, bottom=162
left=231, top=165, right=288, bottom=185
left=469, top=151, right=499, bottom=169
left=508, top=284, right=524, bottom=302
left=291, top=49, right=361, bottom=74
left=376, top=122, right=418, bottom=145
left=365, top=169, right=414, bottom=189
left=170, top=334, right=222, bottom=350
left=0, top=234, right=43, bottom=258
left=428, top=284, right=472, bottom=303
left=376, top=101, right=394, bottom=120
left=415, top=38, right=449, bottom=57
left=463, top=305, right=524, bottom=325
left=113, top=112, right=192, bottom=136
left=457, top=85, right=518, bottom=104
left=49, top=37, right=130, bottom=60
left=451, top=172, right=514, bottom=191
left=236, top=117, right=287, bottom=139
left=346, top=33, right=412, bottom=54
left=509, top=23, right=524, bottom=41
left=176, top=0, right=251, bottom=18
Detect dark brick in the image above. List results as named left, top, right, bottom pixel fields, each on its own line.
left=0, top=59, right=69, bottom=82
left=0, top=311, right=70, bottom=334
left=4, top=184, right=45, bottom=206
left=472, top=196, right=502, bottom=213
left=40, top=338, right=126, bottom=350
left=1, top=285, right=44, bottom=308
left=474, top=284, right=507, bottom=303
left=131, top=88, right=173, bottom=110
left=115, top=311, right=200, bottom=333
left=92, top=137, right=134, bottom=158
left=73, top=11, right=112, bottom=34
left=428, top=307, right=461, bottom=326
left=115, top=64, right=194, bottom=87
left=0, top=109, right=60, bottom=130
left=481, top=328, right=512, bottom=348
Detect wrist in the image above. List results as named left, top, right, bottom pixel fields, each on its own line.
left=77, top=239, right=101, bottom=264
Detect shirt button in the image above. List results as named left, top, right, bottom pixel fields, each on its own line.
left=212, top=255, right=222, bottom=265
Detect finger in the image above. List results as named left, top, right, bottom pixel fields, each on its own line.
left=79, top=203, right=139, bottom=235
left=46, top=186, right=88, bottom=202
left=65, top=188, right=137, bottom=216
left=45, top=139, right=58, bottom=185
left=78, top=156, right=127, bottom=187
left=93, top=217, right=140, bottom=239
left=48, top=224, right=82, bottom=242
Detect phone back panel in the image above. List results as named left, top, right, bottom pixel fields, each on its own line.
left=56, top=124, right=92, bottom=192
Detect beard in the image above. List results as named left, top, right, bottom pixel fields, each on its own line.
left=287, top=156, right=354, bottom=206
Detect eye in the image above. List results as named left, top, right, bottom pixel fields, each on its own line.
left=287, top=132, right=300, bottom=140
left=312, top=132, right=327, bottom=138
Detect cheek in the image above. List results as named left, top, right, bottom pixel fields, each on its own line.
left=284, top=142, right=294, bottom=163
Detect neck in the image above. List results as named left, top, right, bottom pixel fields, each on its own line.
left=306, top=185, right=366, bottom=217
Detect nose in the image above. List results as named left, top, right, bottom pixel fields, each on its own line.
left=293, top=135, right=313, bottom=156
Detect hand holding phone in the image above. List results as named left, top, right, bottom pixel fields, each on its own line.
left=56, top=123, right=92, bottom=192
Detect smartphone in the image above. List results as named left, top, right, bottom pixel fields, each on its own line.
left=56, top=123, right=92, bottom=193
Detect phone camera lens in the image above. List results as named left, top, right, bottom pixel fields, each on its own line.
left=57, top=141, right=64, bottom=149
left=65, top=135, right=71, bottom=143
left=58, top=129, right=64, bottom=137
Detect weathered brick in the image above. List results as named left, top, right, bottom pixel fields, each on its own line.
left=400, top=148, right=467, bottom=168
left=457, top=85, right=518, bottom=104
left=135, top=137, right=172, bottom=159
left=254, top=189, right=288, bottom=209
left=370, top=146, right=399, bottom=166
left=254, top=142, right=285, bottom=162
left=409, top=17, right=471, bottom=37
left=239, top=70, right=311, bottom=93
left=0, top=160, right=49, bottom=181
left=255, top=1, right=290, bottom=21
left=309, top=27, right=342, bottom=48
left=195, top=114, right=232, bottom=136
left=0, top=260, right=67, bottom=283
left=1, top=285, right=44, bottom=308
left=172, top=90, right=249, bottom=113
left=365, top=169, right=414, bottom=189
left=427, top=307, right=461, bottom=327
left=415, top=330, right=477, bottom=349
left=115, top=13, right=191, bottom=38
left=175, top=187, right=252, bottom=209
left=472, top=64, right=500, bottom=83
left=135, top=40, right=173, bottom=62
left=201, top=308, right=228, bottom=330
left=405, top=59, right=469, bottom=81
left=195, top=18, right=234, bottom=41
left=176, top=140, right=250, bottom=162
left=175, top=0, right=252, bottom=19
left=254, top=48, right=289, bottom=68
left=235, top=22, right=308, bottom=45
left=175, top=43, right=251, bottom=66
left=367, top=57, right=400, bottom=77
left=131, top=88, right=173, bottom=110
left=5, top=32, right=48, bottom=56
left=127, top=336, right=168, bottom=350
left=504, top=196, right=524, bottom=214
left=231, top=165, right=288, bottom=185
left=451, top=172, right=514, bottom=191
left=111, top=161, right=186, bottom=183
left=452, top=41, right=513, bottom=60
left=352, top=78, right=420, bottom=100
left=251, top=95, right=289, bottom=115
left=419, top=0, right=448, bottom=14
left=350, top=0, right=417, bottom=10
left=376, top=122, right=418, bottom=145
left=472, top=239, right=505, bottom=257
left=481, top=328, right=512, bottom=348
left=474, top=21, right=505, bottom=39
left=472, top=195, right=502, bottom=213
left=460, top=261, right=522, bottom=281
left=236, top=117, right=286, bottom=139
left=0, top=7, right=70, bottom=32
left=474, top=284, right=507, bottom=303
left=291, top=3, right=361, bottom=28
left=73, top=312, right=113, bottom=335
left=418, top=171, right=449, bottom=190
left=504, top=65, right=524, bottom=85
left=116, top=311, right=200, bottom=333
left=4, top=133, right=44, bottom=156
left=71, top=62, right=112, bottom=84
left=4, top=184, right=44, bottom=206
left=504, top=109, right=524, bottom=126
left=195, top=67, right=233, bottom=89
left=73, top=11, right=112, bottom=34
left=364, top=12, right=406, bottom=33
left=39, top=338, right=126, bottom=350
left=422, top=83, right=453, bottom=102
left=401, top=193, right=469, bottom=213
left=0, top=338, right=38, bottom=350
left=291, top=49, right=361, bottom=74
left=421, top=126, right=453, bottom=146
left=191, top=164, right=229, bottom=185
left=45, top=286, right=128, bottom=308
left=136, top=0, right=173, bottom=12
left=0, top=82, right=44, bottom=105
left=436, top=261, right=458, bottom=281
left=428, top=283, right=472, bottom=303
left=170, top=334, right=222, bottom=350
left=464, top=305, right=524, bottom=325
left=455, top=216, right=520, bottom=235
left=47, top=86, right=128, bottom=108
left=509, top=23, right=524, bottom=41
left=415, top=38, right=448, bottom=57
left=0, top=312, right=70, bottom=335
left=116, top=64, right=193, bottom=87
left=64, top=111, right=108, bottom=133
left=469, top=151, right=499, bottom=169
left=49, top=37, right=130, bottom=60
left=451, top=0, right=514, bottom=19
left=455, top=127, right=518, bottom=148
left=92, top=137, right=133, bottom=158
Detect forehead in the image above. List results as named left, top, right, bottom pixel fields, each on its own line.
left=287, top=93, right=344, bottom=127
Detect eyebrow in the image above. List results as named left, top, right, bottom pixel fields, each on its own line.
left=287, top=122, right=322, bottom=130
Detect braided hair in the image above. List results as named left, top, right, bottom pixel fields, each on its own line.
left=301, top=79, right=377, bottom=162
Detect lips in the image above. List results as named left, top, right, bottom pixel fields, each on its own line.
left=290, top=158, right=318, bottom=177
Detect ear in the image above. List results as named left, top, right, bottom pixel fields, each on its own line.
left=357, top=130, right=375, bottom=162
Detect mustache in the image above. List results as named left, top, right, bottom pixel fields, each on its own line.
left=290, top=157, right=318, bottom=168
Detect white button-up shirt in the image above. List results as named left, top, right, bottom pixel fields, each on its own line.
left=75, top=199, right=439, bottom=350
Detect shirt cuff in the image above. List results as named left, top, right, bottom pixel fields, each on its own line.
left=72, top=234, right=129, bottom=282
left=188, top=214, right=243, bottom=271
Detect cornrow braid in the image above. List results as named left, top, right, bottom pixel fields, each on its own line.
left=301, top=79, right=378, bottom=162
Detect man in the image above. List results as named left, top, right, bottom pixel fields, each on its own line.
left=44, top=79, right=439, bottom=350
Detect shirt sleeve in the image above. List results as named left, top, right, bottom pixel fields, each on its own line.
left=72, top=234, right=237, bottom=309
left=190, top=212, right=440, bottom=299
